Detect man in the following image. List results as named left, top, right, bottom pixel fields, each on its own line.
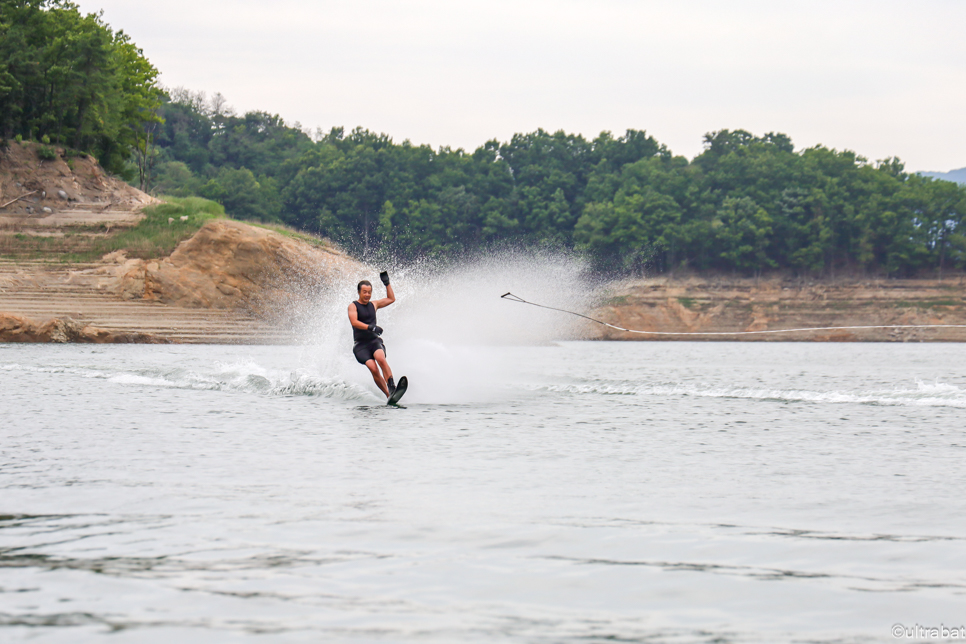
left=348, top=271, right=396, bottom=397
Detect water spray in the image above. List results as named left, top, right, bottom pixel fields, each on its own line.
left=500, top=292, right=966, bottom=337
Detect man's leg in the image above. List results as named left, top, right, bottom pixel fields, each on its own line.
left=373, top=349, right=393, bottom=386
left=366, top=359, right=390, bottom=397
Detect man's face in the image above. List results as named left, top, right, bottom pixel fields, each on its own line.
left=359, top=284, right=372, bottom=304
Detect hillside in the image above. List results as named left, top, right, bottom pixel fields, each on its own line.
left=0, top=143, right=362, bottom=343
left=0, top=141, right=159, bottom=255
left=2, top=142, right=965, bottom=344
left=920, top=167, right=966, bottom=185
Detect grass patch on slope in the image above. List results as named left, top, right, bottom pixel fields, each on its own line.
left=98, top=197, right=225, bottom=260
left=1, top=197, right=341, bottom=262
left=0, top=197, right=225, bottom=262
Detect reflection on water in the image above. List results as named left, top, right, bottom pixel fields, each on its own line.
left=2, top=342, right=965, bottom=642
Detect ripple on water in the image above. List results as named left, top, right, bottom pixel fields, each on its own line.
left=1, top=342, right=965, bottom=642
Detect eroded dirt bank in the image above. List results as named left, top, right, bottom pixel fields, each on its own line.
left=108, top=219, right=361, bottom=312
left=0, top=141, right=158, bottom=235
left=1, top=143, right=366, bottom=344
left=0, top=220, right=365, bottom=344
left=589, top=276, right=966, bottom=342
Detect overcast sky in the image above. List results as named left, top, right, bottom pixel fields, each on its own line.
left=76, top=0, right=966, bottom=172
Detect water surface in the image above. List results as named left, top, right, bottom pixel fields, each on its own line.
left=2, top=341, right=965, bottom=643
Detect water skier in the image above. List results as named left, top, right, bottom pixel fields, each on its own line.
left=348, top=272, right=398, bottom=398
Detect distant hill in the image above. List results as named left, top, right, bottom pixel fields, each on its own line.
left=920, top=167, right=966, bottom=185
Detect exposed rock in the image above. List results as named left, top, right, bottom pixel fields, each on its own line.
left=0, top=313, right=170, bottom=343
left=590, top=276, right=966, bottom=341
left=109, top=219, right=363, bottom=317
left=2, top=214, right=362, bottom=344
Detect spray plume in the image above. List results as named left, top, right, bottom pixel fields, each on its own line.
left=288, top=249, right=597, bottom=404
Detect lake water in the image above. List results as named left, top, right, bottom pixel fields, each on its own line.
left=2, top=341, right=966, bottom=643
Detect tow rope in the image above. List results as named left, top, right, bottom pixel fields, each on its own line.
left=500, top=292, right=966, bottom=336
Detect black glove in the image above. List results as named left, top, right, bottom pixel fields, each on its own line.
left=368, top=324, right=383, bottom=336
left=380, top=271, right=390, bottom=286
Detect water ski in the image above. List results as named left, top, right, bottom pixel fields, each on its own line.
left=387, top=376, right=408, bottom=406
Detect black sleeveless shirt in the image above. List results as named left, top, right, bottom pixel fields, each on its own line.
left=352, top=301, right=378, bottom=343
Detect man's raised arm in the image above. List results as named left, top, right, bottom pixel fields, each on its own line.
left=374, top=271, right=396, bottom=309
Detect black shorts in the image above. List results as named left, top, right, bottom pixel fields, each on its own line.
left=353, top=338, right=386, bottom=365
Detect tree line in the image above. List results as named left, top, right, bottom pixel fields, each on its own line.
left=4, top=1, right=965, bottom=276
left=150, top=94, right=966, bottom=277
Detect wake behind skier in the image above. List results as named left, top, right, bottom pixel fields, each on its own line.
left=348, top=271, right=396, bottom=398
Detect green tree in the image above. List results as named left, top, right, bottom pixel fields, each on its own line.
left=152, top=161, right=203, bottom=197
left=0, top=0, right=161, bottom=175
left=714, top=197, right=775, bottom=274
left=200, top=167, right=280, bottom=221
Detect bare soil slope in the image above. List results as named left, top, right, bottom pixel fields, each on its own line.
left=0, top=141, right=157, bottom=224
left=110, top=219, right=360, bottom=312
left=0, top=144, right=363, bottom=343
left=592, top=276, right=966, bottom=342
left=0, top=221, right=363, bottom=343
left=0, top=257, right=298, bottom=344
